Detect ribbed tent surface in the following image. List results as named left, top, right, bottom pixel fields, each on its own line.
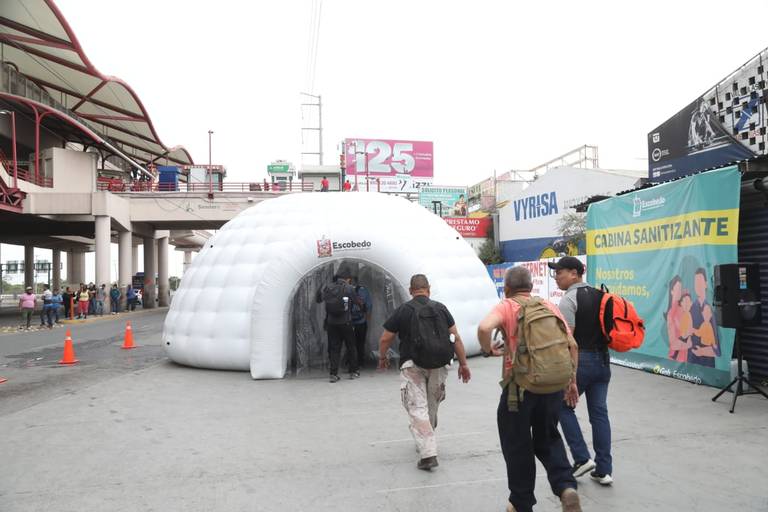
left=164, top=193, right=499, bottom=379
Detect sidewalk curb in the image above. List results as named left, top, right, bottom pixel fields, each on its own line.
left=0, top=307, right=169, bottom=336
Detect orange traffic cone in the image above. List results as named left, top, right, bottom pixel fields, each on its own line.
left=121, top=321, right=136, bottom=349
left=59, top=329, right=79, bottom=365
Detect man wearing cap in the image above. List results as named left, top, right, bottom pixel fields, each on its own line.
left=548, top=256, right=614, bottom=486
left=19, top=286, right=36, bottom=330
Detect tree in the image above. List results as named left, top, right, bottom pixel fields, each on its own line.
left=478, top=239, right=503, bottom=265
left=556, top=212, right=586, bottom=248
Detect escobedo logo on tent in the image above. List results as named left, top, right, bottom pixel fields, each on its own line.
left=317, top=237, right=332, bottom=258
left=332, top=240, right=372, bottom=251
left=316, top=238, right=372, bottom=257
left=632, top=195, right=666, bottom=218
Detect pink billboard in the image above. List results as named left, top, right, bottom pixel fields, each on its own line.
left=344, top=139, right=434, bottom=178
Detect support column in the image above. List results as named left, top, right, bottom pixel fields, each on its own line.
left=52, top=249, right=61, bottom=291
left=143, top=237, right=156, bottom=309
left=66, top=250, right=74, bottom=285
left=118, top=231, right=132, bottom=312
left=158, top=236, right=169, bottom=307
left=183, top=251, right=193, bottom=274
left=95, top=216, right=111, bottom=313
left=132, top=245, right=139, bottom=275
left=24, top=245, right=34, bottom=290
left=74, top=252, right=86, bottom=285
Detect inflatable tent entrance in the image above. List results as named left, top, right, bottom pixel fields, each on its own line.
left=163, top=192, right=500, bottom=379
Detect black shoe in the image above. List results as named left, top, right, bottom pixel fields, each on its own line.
left=349, top=371, right=360, bottom=379
left=329, top=374, right=341, bottom=383
left=417, top=456, right=438, bottom=471
left=572, top=459, right=596, bottom=477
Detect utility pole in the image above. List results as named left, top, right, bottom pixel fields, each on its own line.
left=300, top=92, right=323, bottom=165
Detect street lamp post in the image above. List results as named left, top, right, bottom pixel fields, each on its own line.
left=0, top=110, right=18, bottom=187
left=208, top=129, right=214, bottom=195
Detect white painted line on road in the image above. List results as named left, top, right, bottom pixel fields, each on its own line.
left=370, top=430, right=490, bottom=446
left=376, top=477, right=505, bottom=494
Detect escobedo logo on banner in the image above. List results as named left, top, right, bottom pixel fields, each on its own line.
left=632, top=195, right=666, bottom=218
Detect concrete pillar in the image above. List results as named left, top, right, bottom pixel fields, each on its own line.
left=131, top=245, right=139, bottom=275
left=183, top=251, right=193, bottom=274
left=66, top=250, right=74, bottom=285
left=52, top=249, right=61, bottom=291
left=143, top=237, right=156, bottom=309
left=24, top=245, right=34, bottom=290
left=95, top=216, right=111, bottom=314
left=158, top=236, right=169, bottom=307
left=72, top=252, right=86, bottom=285
left=118, top=231, right=132, bottom=312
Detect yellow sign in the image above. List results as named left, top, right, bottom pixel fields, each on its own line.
left=587, top=209, right=739, bottom=255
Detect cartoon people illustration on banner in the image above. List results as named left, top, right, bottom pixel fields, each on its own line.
left=665, top=268, right=721, bottom=367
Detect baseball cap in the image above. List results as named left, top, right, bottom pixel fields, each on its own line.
left=547, top=256, right=584, bottom=275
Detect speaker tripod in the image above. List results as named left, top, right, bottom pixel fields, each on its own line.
left=712, top=331, right=768, bottom=413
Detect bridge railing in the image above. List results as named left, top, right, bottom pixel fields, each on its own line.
left=96, top=179, right=315, bottom=193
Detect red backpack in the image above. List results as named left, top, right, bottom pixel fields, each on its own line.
left=598, top=285, right=645, bottom=352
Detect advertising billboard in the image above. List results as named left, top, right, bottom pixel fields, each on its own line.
left=419, top=186, right=468, bottom=217
left=648, top=47, right=768, bottom=181
left=486, top=256, right=586, bottom=303
left=344, top=138, right=433, bottom=193
left=445, top=217, right=491, bottom=238
left=587, top=166, right=740, bottom=387
left=498, top=167, right=642, bottom=262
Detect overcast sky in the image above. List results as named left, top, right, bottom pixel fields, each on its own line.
left=6, top=0, right=768, bottom=281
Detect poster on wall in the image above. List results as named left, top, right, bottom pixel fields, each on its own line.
left=587, top=166, right=740, bottom=387
left=486, top=256, right=586, bottom=304
left=419, top=186, right=468, bottom=217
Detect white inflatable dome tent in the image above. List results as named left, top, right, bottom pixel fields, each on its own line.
left=163, top=192, right=499, bottom=379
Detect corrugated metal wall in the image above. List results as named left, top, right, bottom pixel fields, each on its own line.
left=737, top=182, right=768, bottom=383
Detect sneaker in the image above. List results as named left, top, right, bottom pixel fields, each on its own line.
left=329, top=374, right=341, bottom=383
left=590, top=471, right=613, bottom=485
left=349, top=371, right=360, bottom=379
left=416, top=456, right=438, bottom=471
left=560, top=488, right=581, bottom=512
left=572, top=459, right=596, bottom=477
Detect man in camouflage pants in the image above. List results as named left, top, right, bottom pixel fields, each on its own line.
left=378, top=274, right=471, bottom=470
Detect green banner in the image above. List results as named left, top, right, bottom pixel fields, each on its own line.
left=586, top=166, right=740, bottom=387
left=419, top=186, right=468, bottom=217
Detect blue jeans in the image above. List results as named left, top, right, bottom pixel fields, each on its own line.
left=559, top=350, right=613, bottom=475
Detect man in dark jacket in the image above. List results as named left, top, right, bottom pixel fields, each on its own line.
left=316, top=270, right=360, bottom=382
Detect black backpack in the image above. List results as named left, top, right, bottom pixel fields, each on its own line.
left=407, top=299, right=454, bottom=369
left=323, top=282, right=349, bottom=320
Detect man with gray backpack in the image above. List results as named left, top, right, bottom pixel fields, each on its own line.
left=377, top=274, right=471, bottom=471
left=316, top=270, right=361, bottom=383
left=478, top=266, right=582, bottom=512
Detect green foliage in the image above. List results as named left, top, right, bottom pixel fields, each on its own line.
left=478, top=238, right=503, bottom=265
left=556, top=212, right=586, bottom=244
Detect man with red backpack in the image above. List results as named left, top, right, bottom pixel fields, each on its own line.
left=549, top=256, right=614, bottom=486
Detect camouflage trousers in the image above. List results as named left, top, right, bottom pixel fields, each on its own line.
left=400, top=361, right=448, bottom=458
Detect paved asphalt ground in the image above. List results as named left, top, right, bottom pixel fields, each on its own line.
left=1, top=310, right=767, bottom=511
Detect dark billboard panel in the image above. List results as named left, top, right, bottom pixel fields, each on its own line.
left=648, top=47, right=768, bottom=181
